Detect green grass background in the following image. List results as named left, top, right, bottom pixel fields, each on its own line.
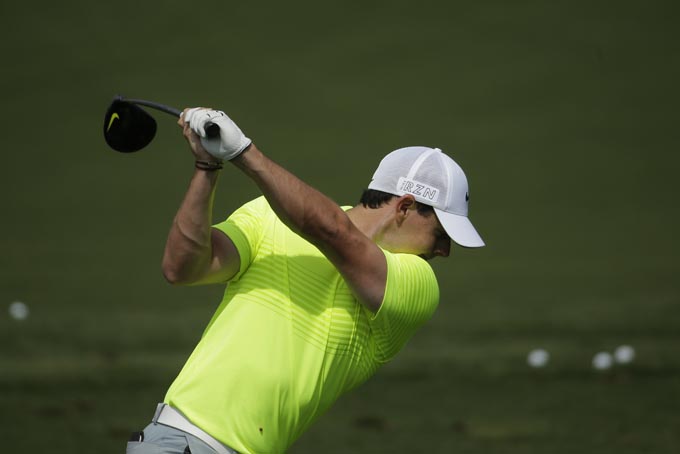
left=1, top=0, right=679, bottom=452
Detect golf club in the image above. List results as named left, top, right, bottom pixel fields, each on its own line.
left=103, top=95, right=220, bottom=153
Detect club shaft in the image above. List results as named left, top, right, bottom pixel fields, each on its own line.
left=124, top=98, right=182, bottom=117
left=120, top=96, right=220, bottom=138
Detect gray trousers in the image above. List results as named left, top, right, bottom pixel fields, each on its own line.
left=126, top=423, right=218, bottom=454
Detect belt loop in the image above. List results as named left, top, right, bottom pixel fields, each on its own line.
left=152, top=403, right=166, bottom=424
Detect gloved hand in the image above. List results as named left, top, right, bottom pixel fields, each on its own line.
left=183, top=108, right=252, bottom=161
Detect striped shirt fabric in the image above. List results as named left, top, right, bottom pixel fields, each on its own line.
left=164, top=196, right=439, bottom=454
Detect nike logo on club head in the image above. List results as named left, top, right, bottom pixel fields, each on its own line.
left=465, top=192, right=470, bottom=202
left=107, top=113, right=120, bottom=132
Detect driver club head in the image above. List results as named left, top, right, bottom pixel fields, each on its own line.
left=103, top=97, right=157, bottom=153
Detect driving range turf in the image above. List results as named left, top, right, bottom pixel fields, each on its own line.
left=1, top=1, right=679, bottom=452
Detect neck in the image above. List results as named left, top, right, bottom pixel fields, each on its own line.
left=346, top=205, right=393, bottom=246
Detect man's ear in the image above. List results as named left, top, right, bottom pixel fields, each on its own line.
left=395, top=195, right=417, bottom=225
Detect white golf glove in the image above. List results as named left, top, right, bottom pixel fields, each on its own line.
left=183, top=108, right=252, bottom=161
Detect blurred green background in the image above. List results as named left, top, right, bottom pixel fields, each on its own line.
left=1, top=0, right=679, bottom=452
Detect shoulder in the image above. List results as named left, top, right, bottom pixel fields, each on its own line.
left=217, top=196, right=273, bottom=231
left=384, top=251, right=439, bottom=294
left=367, top=251, right=440, bottom=360
left=212, top=196, right=274, bottom=278
left=377, top=251, right=440, bottom=321
left=236, top=195, right=272, bottom=214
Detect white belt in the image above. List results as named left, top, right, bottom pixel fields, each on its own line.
left=153, top=403, right=238, bottom=454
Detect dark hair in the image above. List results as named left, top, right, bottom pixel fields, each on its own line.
left=359, top=189, right=434, bottom=216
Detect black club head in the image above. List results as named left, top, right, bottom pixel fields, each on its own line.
left=103, top=97, right=157, bottom=153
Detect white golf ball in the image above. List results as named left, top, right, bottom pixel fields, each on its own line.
left=527, top=349, right=550, bottom=368
left=8, top=301, right=29, bottom=321
left=592, top=352, right=613, bottom=370
left=614, top=345, right=635, bottom=364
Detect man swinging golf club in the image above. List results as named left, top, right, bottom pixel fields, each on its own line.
left=126, top=107, right=485, bottom=454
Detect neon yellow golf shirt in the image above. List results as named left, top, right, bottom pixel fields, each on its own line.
left=165, top=196, right=439, bottom=453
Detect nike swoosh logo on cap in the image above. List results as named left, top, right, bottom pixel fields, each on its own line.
left=107, top=113, right=120, bottom=132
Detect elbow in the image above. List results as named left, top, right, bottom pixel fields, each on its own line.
left=162, top=266, right=182, bottom=286
left=162, top=270, right=180, bottom=285
left=161, top=260, right=190, bottom=286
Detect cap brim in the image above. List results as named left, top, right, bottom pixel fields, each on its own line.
left=434, top=208, right=485, bottom=248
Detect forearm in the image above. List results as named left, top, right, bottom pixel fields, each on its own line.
left=162, top=169, right=220, bottom=284
left=232, top=145, right=349, bottom=248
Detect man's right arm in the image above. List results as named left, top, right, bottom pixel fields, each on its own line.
left=161, top=127, right=241, bottom=286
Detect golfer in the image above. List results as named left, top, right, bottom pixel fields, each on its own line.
left=126, top=108, right=484, bottom=454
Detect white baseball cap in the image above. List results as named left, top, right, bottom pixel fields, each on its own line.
left=368, top=146, right=485, bottom=248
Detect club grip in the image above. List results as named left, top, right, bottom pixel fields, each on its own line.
left=205, top=122, right=220, bottom=138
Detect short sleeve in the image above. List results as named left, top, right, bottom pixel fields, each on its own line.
left=368, top=251, right=440, bottom=361
left=212, top=196, right=269, bottom=282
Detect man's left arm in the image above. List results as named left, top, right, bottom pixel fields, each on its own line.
left=233, top=145, right=388, bottom=312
